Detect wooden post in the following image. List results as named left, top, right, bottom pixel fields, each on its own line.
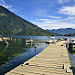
left=0, top=35, right=9, bottom=45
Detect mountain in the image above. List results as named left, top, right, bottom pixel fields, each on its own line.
left=47, top=28, right=75, bottom=35
left=0, top=5, right=55, bottom=36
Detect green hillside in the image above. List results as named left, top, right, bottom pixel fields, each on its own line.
left=0, top=5, right=55, bottom=36
left=47, top=28, right=75, bottom=35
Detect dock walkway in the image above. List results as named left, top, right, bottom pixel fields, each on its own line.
left=5, top=41, right=73, bottom=75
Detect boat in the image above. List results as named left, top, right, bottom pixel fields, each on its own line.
left=25, top=39, right=33, bottom=43
left=48, top=37, right=55, bottom=39
left=45, top=40, right=54, bottom=44
left=25, top=36, right=34, bottom=43
left=68, top=38, right=75, bottom=48
left=45, top=37, right=56, bottom=44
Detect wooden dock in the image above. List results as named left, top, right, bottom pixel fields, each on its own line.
left=5, top=41, right=73, bottom=75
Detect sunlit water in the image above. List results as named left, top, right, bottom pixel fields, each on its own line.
left=0, top=36, right=75, bottom=75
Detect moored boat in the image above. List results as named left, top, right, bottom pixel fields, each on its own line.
left=68, top=38, right=75, bottom=48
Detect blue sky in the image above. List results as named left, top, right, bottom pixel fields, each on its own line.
left=0, top=0, right=75, bottom=30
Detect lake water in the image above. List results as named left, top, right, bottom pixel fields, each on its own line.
left=0, top=36, right=75, bottom=75
left=0, top=36, right=50, bottom=75
left=68, top=47, right=75, bottom=74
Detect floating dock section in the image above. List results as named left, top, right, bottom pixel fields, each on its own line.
left=5, top=41, right=73, bottom=75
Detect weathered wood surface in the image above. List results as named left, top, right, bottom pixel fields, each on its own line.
left=5, top=41, right=73, bottom=75
left=0, top=35, right=9, bottom=45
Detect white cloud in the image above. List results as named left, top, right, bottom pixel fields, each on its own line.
left=28, top=0, right=75, bottom=29
left=0, top=0, right=15, bottom=11
left=32, top=18, right=75, bottom=29
left=59, top=6, right=75, bottom=15
left=47, top=16, right=61, bottom=19
left=58, top=0, right=70, bottom=4
left=62, top=16, right=75, bottom=20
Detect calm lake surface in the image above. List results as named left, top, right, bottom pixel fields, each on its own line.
left=68, top=46, right=75, bottom=74
left=0, top=36, right=50, bottom=75
left=0, top=36, right=75, bottom=75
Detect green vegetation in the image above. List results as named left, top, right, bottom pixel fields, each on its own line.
left=0, top=5, right=56, bottom=36
left=47, top=28, right=75, bottom=35
left=64, top=33, right=75, bottom=36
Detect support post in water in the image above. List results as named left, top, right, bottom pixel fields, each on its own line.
left=0, top=35, right=9, bottom=45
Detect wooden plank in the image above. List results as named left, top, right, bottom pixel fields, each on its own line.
left=5, top=41, right=73, bottom=75
left=0, top=35, right=9, bottom=45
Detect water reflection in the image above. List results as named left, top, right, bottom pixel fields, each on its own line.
left=3, top=45, right=9, bottom=51
left=67, top=45, right=75, bottom=74
left=68, top=48, right=75, bottom=54
left=0, top=38, right=49, bottom=75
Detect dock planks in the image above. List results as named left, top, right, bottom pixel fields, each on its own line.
left=5, top=41, right=73, bottom=75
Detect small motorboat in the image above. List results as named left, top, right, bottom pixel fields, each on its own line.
left=25, top=36, right=34, bottom=43
left=45, top=40, right=54, bottom=44
left=25, top=39, right=33, bottom=43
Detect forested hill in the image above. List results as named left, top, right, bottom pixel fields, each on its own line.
left=47, top=28, right=75, bottom=35
left=0, top=5, right=55, bottom=36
